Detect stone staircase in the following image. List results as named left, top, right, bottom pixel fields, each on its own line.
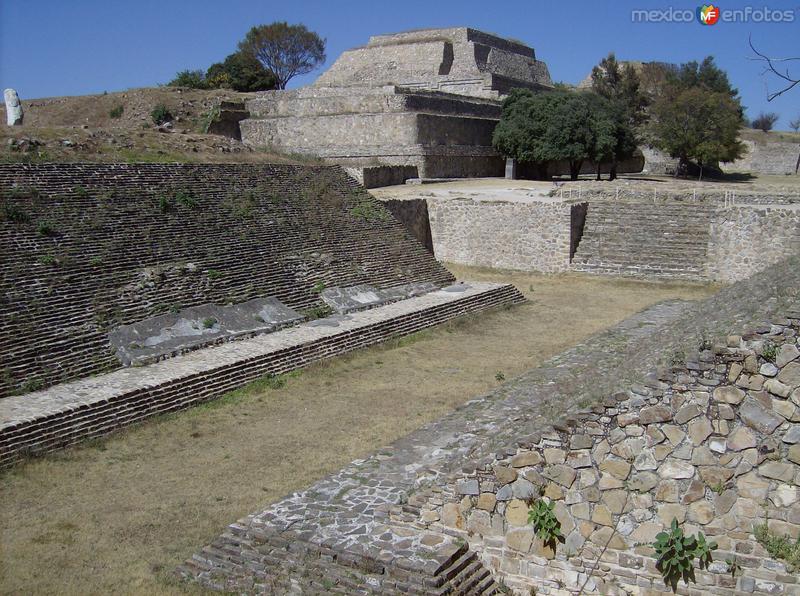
left=571, top=201, right=716, bottom=280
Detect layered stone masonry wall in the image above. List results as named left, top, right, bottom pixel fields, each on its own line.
left=708, top=204, right=800, bottom=283
left=421, top=315, right=800, bottom=595
left=0, top=163, right=454, bottom=397
left=426, top=197, right=578, bottom=273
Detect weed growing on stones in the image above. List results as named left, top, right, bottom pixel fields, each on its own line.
left=754, top=515, right=800, bottom=572
left=0, top=202, right=29, bottom=223
left=528, top=499, right=564, bottom=551
left=762, top=341, right=778, bottom=363
left=653, top=518, right=717, bottom=592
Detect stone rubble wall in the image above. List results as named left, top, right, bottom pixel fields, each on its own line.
left=426, top=197, right=578, bottom=272
left=420, top=313, right=800, bottom=595
left=0, top=163, right=455, bottom=398
left=708, top=205, right=800, bottom=283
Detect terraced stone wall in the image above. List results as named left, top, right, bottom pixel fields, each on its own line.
left=0, top=163, right=454, bottom=397
left=421, top=313, right=800, bottom=595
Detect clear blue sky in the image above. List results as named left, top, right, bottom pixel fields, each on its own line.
left=1, top=0, right=798, bottom=128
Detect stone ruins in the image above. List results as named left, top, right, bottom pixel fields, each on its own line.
left=239, top=28, right=553, bottom=182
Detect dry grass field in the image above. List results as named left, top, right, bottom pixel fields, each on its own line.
left=0, top=265, right=717, bottom=595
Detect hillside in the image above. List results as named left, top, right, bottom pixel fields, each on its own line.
left=0, top=87, right=309, bottom=164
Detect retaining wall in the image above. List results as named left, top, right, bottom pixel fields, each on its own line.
left=707, top=204, right=800, bottom=282
left=426, top=197, right=579, bottom=272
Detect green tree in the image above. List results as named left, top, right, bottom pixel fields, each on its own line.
left=238, top=22, right=326, bottom=89
left=493, top=90, right=636, bottom=181
left=590, top=54, right=644, bottom=179
left=168, top=69, right=208, bottom=89
left=650, top=86, right=745, bottom=179
left=674, top=56, right=739, bottom=99
left=206, top=51, right=276, bottom=92
left=591, top=53, right=647, bottom=127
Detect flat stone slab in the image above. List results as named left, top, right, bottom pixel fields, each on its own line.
left=320, top=282, right=438, bottom=313
left=109, top=297, right=303, bottom=366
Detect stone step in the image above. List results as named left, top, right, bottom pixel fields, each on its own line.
left=571, top=263, right=707, bottom=280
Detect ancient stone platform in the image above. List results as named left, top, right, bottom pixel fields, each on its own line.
left=0, top=281, right=523, bottom=468
left=180, top=255, right=800, bottom=595
left=240, top=28, right=553, bottom=182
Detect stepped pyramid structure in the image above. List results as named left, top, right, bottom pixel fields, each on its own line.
left=240, top=28, right=553, bottom=183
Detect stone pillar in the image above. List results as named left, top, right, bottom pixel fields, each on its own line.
left=4, top=89, right=23, bottom=126
left=504, top=158, right=517, bottom=180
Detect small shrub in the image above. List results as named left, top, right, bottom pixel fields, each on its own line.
left=20, top=378, right=44, bottom=394
left=527, top=499, right=564, bottom=551
left=174, top=190, right=198, bottom=209
left=349, top=196, right=389, bottom=222
left=89, top=255, right=103, bottom=266
left=36, top=220, right=58, bottom=237
left=762, top=341, right=778, bottom=363
left=495, top=371, right=505, bottom=382
left=751, top=112, right=779, bottom=132
left=73, top=185, right=89, bottom=198
left=198, top=106, right=221, bottom=134
left=223, top=191, right=258, bottom=218
left=38, top=254, right=57, bottom=266
left=1, top=202, right=29, bottom=223
left=754, top=516, right=800, bottom=572
left=109, top=105, right=124, bottom=119
left=157, top=195, right=172, bottom=214
left=312, top=281, right=326, bottom=294
left=151, top=104, right=173, bottom=125
left=202, top=317, right=217, bottom=329
left=302, top=305, right=333, bottom=320
left=725, top=556, right=742, bottom=578
left=653, top=519, right=717, bottom=592
left=206, top=269, right=222, bottom=280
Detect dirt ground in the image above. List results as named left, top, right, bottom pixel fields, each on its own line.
left=0, top=266, right=718, bottom=595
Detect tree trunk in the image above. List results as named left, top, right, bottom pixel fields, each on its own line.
left=570, top=161, right=582, bottom=181
left=596, top=162, right=601, bottom=181
left=610, top=161, right=618, bottom=181
left=698, top=162, right=704, bottom=181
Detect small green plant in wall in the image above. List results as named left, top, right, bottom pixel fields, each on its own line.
left=653, top=518, right=717, bottom=592
left=527, top=498, right=564, bottom=551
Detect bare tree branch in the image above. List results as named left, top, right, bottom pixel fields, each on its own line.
left=749, top=35, right=800, bottom=101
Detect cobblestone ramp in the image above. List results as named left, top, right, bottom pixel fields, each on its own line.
left=180, top=255, right=800, bottom=594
